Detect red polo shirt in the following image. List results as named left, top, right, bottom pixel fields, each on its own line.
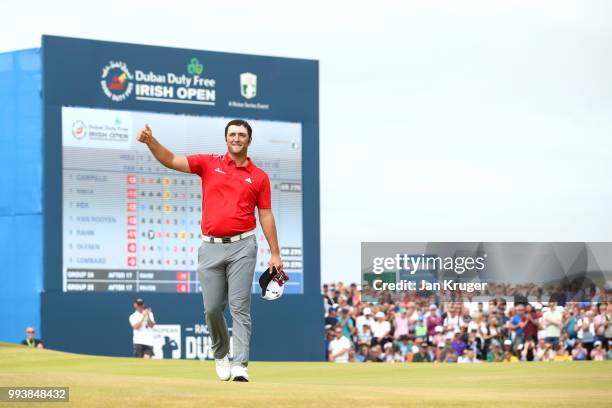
left=186, top=153, right=271, bottom=237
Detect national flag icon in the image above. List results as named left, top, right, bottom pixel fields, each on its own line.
left=127, top=189, right=137, bottom=199
left=127, top=229, right=137, bottom=239
left=127, top=243, right=137, bottom=253
left=127, top=216, right=137, bottom=226
left=127, top=175, right=136, bottom=185
left=127, top=202, right=137, bottom=212
left=127, top=257, right=137, bottom=267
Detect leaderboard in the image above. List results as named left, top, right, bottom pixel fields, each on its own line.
left=64, top=168, right=203, bottom=293
left=62, top=107, right=304, bottom=294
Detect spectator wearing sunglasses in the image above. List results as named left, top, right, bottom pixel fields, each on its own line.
left=21, top=327, right=44, bottom=349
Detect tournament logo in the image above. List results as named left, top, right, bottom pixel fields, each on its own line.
left=71, top=120, right=86, bottom=140
left=240, top=72, right=257, bottom=99
left=100, top=61, right=134, bottom=102
left=187, top=58, right=204, bottom=75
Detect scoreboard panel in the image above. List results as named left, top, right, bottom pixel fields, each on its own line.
left=62, top=106, right=304, bottom=294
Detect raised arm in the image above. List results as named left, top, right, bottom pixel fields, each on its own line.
left=136, top=124, right=191, bottom=173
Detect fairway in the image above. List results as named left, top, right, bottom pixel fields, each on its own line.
left=1, top=343, right=611, bottom=408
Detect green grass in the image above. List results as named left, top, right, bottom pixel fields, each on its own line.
left=1, top=343, right=611, bottom=408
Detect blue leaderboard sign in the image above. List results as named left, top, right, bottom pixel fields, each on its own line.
left=41, top=35, right=321, bottom=360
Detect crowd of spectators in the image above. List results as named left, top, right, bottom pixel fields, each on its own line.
left=324, top=282, right=612, bottom=363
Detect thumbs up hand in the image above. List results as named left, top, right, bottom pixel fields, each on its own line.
left=137, top=124, right=154, bottom=145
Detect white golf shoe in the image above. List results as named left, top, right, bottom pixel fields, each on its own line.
left=230, top=365, right=249, bottom=382
left=214, top=355, right=231, bottom=381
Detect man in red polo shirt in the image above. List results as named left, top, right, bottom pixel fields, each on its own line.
left=136, top=119, right=283, bottom=382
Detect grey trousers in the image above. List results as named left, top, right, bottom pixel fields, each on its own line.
left=197, top=235, right=257, bottom=367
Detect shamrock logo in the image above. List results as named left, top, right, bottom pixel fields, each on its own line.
left=187, top=58, right=204, bottom=75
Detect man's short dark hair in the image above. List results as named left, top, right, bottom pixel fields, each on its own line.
left=225, top=119, right=252, bottom=139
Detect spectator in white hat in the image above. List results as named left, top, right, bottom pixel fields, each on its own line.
left=383, top=342, right=396, bottom=362
left=356, top=307, right=375, bottom=333
left=590, top=341, right=607, bottom=361
left=430, top=325, right=445, bottom=347
left=372, top=311, right=391, bottom=346
left=502, top=338, right=515, bottom=358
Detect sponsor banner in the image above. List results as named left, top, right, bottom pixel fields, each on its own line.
left=100, top=58, right=216, bottom=106
left=361, top=242, right=612, bottom=303
left=152, top=324, right=233, bottom=360
left=43, top=36, right=317, bottom=120
left=183, top=324, right=233, bottom=360
left=152, top=324, right=181, bottom=359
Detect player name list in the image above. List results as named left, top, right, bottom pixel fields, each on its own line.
left=63, top=149, right=204, bottom=293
